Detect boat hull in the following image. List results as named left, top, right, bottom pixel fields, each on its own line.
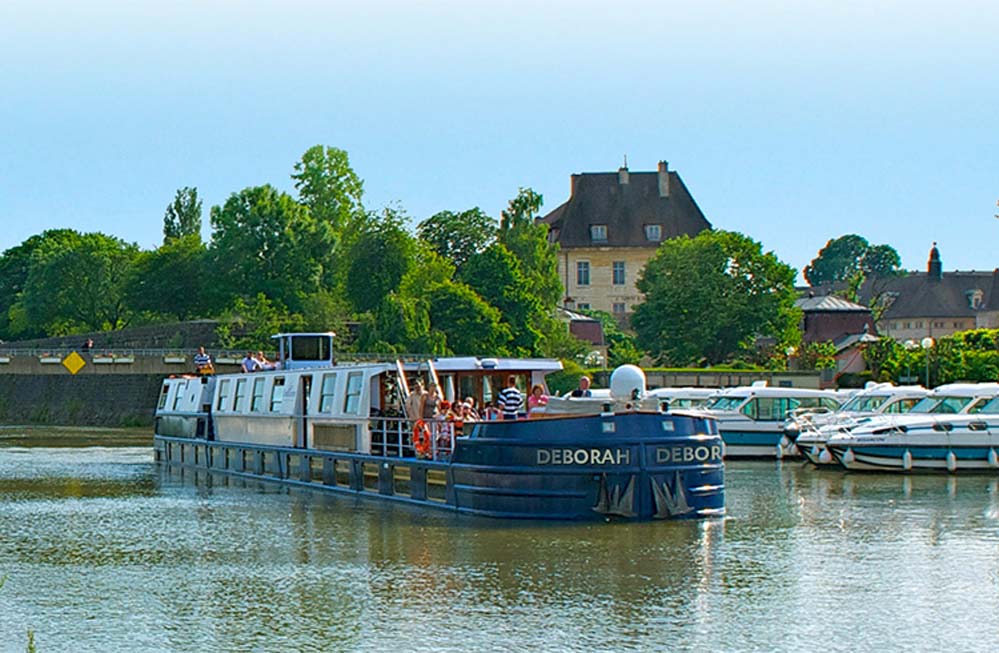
left=828, top=441, right=999, bottom=473
left=155, top=412, right=725, bottom=521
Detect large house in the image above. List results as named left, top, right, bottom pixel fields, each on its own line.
left=538, top=161, right=711, bottom=317
left=858, top=244, right=999, bottom=342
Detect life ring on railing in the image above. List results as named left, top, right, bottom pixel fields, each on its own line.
left=413, top=419, right=432, bottom=458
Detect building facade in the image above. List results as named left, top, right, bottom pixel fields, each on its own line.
left=539, top=162, right=711, bottom=317
left=858, top=244, right=999, bottom=342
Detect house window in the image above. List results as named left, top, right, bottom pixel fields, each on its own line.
left=613, top=302, right=626, bottom=314
left=954, top=322, right=961, bottom=328
left=576, top=261, right=590, bottom=286
left=589, top=224, right=608, bottom=242
left=915, top=321, right=923, bottom=329
left=904, top=322, right=911, bottom=329
left=934, top=322, right=944, bottom=329
left=644, top=224, right=662, bottom=241
left=612, top=261, right=626, bottom=285
left=577, top=303, right=591, bottom=310
left=891, top=322, right=898, bottom=330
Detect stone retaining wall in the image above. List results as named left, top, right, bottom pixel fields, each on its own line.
left=0, top=374, right=166, bottom=427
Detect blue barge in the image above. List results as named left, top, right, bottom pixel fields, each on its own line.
left=153, top=333, right=724, bottom=521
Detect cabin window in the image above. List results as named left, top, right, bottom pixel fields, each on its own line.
left=320, top=373, right=338, bottom=412
left=250, top=377, right=266, bottom=412
left=233, top=378, right=248, bottom=411
left=290, top=335, right=332, bottom=362
left=172, top=380, right=188, bottom=410
left=742, top=397, right=799, bottom=421
left=612, top=261, right=626, bottom=285
left=216, top=380, right=232, bottom=411
left=344, top=372, right=363, bottom=415
left=158, top=385, right=170, bottom=410
left=270, top=377, right=285, bottom=412
left=885, top=398, right=921, bottom=414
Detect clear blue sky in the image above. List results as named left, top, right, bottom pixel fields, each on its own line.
left=2, top=1, right=997, bottom=280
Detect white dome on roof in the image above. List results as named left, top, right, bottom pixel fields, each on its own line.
left=610, top=364, right=646, bottom=400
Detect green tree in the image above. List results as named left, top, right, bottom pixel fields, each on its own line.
left=497, top=187, right=562, bottom=307
left=163, top=186, right=202, bottom=243
left=215, top=293, right=305, bottom=351
left=17, top=231, right=139, bottom=334
left=0, top=229, right=79, bottom=339
left=292, top=145, right=364, bottom=232
left=804, top=235, right=901, bottom=286
left=344, top=208, right=416, bottom=314
left=632, top=230, right=801, bottom=365
left=427, top=281, right=511, bottom=354
left=416, top=208, right=497, bottom=270
left=125, top=234, right=208, bottom=321
left=460, top=243, right=545, bottom=356
left=581, top=309, right=643, bottom=367
left=209, top=185, right=335, bottom=311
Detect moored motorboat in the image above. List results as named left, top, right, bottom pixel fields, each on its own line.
left=154, top=334, right=725, bottom=521
left=786, top=383, right=929, bottom=466
left=827, top=392, right=999, bottom=473
left=696, top=383, right=842, bottom=459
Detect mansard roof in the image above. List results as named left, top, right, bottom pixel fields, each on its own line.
left=859, top=270, right=999, bottom=319
left=539, top=166, right=711, bottom=248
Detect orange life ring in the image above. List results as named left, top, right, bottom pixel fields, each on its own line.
left=413, top=419, right=432, bottom=458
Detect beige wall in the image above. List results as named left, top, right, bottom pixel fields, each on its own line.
left=877, top=312, right=999, bottom=342
left=559, top=247, right=655, bottom=315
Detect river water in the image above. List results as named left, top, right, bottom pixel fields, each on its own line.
left=1, top=429, right=998, bottom=652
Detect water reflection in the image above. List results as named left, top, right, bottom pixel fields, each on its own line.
left=2, top=437, right=999, bottom=651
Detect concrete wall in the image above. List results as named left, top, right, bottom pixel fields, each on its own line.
left=0, top=374, right=166, bottom=426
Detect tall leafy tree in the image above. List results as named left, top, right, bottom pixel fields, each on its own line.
left=632, top=230, right=801, bottom=365
left=0, top=229, right=79, bottom=339
left=427, top=281, right=511, bottom=355
left=861, top=244, right=902, bottom=276
left=17, top=231, right=140, bottom=334
left=209, top=184, right=335, bottom=311
left=292, top=145, right=364, bottom=232
left=497, top=187, right=562, bottom=307
left=163, top=186, right=203, bottom=243
left=344, top=208, right=416, bottom=314
left=416, top=208, right=497, bottom=270
left=125, top=234, right=209, bottom=321
left=804, top=234, right=901, bottom=286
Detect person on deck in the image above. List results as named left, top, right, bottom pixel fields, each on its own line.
left=570, top=376, right=592, bottom=397
left=240, top=351, right=258, bottom=373
left=527, top=384, right=549, bottom=417
left=193, top=346, right=214, bottom=375
left=498, top=375, right=523, bottom=420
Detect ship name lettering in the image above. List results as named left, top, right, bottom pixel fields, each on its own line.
left=655, top=445, right=721, bottom=463
left=536, top=448, right=630, bottom=465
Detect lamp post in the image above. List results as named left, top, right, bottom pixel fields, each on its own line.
left=903, top=339, right=918, bottom=383
left=920, top=337, right=935, bottom=388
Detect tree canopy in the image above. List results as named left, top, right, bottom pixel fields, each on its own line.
left=292, top=145, right=364, bottom=232
left=632, top=230, right=801, bottom=365
left=163, top=186, right=202, bottom=243
left=416, top=208, right=496, bottom=270
left=804, top=234, right=901, bottom=286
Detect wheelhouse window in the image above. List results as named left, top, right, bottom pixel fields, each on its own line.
left=343, top=372, right=364, bottom=415
left=589, top=224, right=608, bottom=242
left=233, top=378, right=248, bottom=411
left=612, top=261, right=625, bottom=285
left=172, top=380, right=188, bottom=410
left=250, top=377, right=266, bottom=412
left=320, top=372, right=338, bottom=413
left=158, top=385, right=170, bottom=410
left=576, top=261, right=590, bottom=286
left=269, top=377, right=285, bottom=412
left=644, top=224, right=662, bottom=241
left=741, top=397, right=799, bottom=421
left=216, top=379, right=232, bottom=411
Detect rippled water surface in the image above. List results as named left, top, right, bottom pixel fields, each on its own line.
left=2, top=429, right=999, bottom=652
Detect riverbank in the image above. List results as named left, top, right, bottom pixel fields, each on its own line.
left=0, top=425, right=152, bottom=447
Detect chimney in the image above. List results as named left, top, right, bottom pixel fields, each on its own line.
left=658, top=160, right=670, bottom=198
left=927, top=242, right=942, bottom=281
left=570, top=174, right=580, bottom=197
left=618, top=166, right=629, bottom=185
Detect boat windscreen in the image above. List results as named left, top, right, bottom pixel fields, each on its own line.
left=928, top=396, right=972, bottom=414
left=708, top=396, right=745, bottom=411
left=973, top=397, right=999, bottom=414
left=841, top=395, right=889, bottom=412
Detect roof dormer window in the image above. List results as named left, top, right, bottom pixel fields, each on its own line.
left=644, top=224, right=662, bottom=242
left=967, top=289, right=984, bottom=309
left=589, top=224, right=608, bottom=242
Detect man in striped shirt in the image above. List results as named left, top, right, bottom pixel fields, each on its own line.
left=498, top=375, right=523, bottom=420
